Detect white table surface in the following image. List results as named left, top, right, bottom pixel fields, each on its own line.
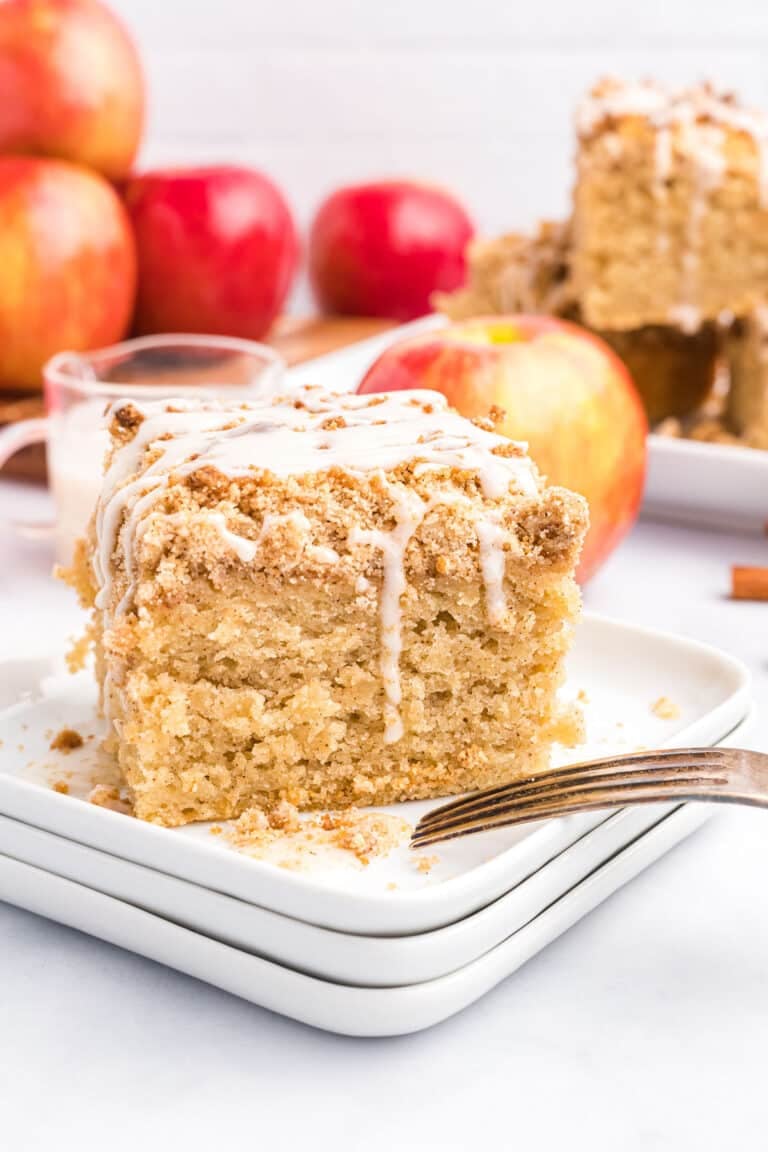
left=1, top=477, right=767, bottom=1152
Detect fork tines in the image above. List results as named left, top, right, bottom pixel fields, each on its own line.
left=410, top=747, right=735, bottom=849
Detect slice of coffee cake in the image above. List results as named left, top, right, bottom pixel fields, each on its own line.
left=573, top=78, right=768, bottom=332
left=74, top=385, right=587, bottom=827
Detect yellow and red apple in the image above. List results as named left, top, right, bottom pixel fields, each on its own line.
left=0, top=0, right=144, bottom=181
left=358, top=315, right=648, bottom=581
left=0, top=156, right=137, bottom=389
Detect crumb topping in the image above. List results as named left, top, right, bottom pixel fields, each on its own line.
left=224, top=801, right=411, bottom=868
left=578, top=77, right=768, bottom=145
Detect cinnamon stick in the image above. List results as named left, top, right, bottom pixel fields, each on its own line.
left=731, top=566, right=768, bottom=601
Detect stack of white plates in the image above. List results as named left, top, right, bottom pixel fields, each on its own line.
left=0, top=613, right=752, bottom=1036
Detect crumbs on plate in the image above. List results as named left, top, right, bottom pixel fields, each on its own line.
left=651, top=696, right=681, bottom=720
left=413, top=855, right=440, bottom=874
left=86, top=784, right=133, bottom=814
left=222, top=800, right=411, bottom=870
left=49, top=727, right=84, bottom=753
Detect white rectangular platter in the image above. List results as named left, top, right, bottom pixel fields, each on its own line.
left=644, top=434, right=768, bottom=533
left=291, top=315, right=768, bottom=533
left=0, top=801, right=714, bottom=1037
left=0, top=613, right=750, bottom=936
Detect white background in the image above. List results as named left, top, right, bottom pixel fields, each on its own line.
left=110, top=0, right=768, bottom=303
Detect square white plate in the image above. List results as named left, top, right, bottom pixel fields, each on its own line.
left=0, top=613, right=750, bottom=935
left=0, top=800, right=714, bottom=1037
left=0, top=702, right=752, bottom=988
left=0, top=805, right=680, bottom=987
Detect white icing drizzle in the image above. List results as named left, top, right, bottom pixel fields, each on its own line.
left=94, top=386, right=536, bottom=599
left=309, top=544, right=340, bottom=565
left=209, top=509, right=339, bottom=566
left=667, top=304, right=702, bottom=335
left=208, top=513, right=259, bottom=562
left=348, top=484, right=427, bottom=744
left=576, top=79, right=672, bottom=135
left=92, top=385, right=536, bottom=741
left=673, top=121, right=726, bottom=332
left=577, top=78, right=768, bottom=150
left=348, top=486, right=517, bottom=742
left=476, top=514, right=515, bottom=627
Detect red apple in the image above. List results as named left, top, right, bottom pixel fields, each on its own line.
left=358, top=316, right=648, bottom=581
left=309, top=180, right=474, bottom=321
left=125, top=166, right=300, bottom=340
left=0, top=156, right=136, bottom=389
left=0, top=0, right=144, bottom=181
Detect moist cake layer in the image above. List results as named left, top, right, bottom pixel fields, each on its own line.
left=75, top=385, right=588, bottom=827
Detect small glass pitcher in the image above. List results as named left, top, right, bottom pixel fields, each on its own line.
left=0, top=334, right=285, bottom=565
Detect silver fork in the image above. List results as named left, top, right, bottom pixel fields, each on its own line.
left=410, top=747, right=768, bottom=849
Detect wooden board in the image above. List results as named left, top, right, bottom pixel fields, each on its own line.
left=0, top=316, right=395, bottom=484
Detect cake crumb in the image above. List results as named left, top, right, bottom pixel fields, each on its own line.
left=651, top=696, right=681, bottom=720
left=226, top=803, right=411, bottom=868
left=50, top=728, right=84, bottom=753
left=209, top=825, right=223, bottom=836
left=51, top=780, right=70, bottom=795
left=87, top=784, right=132, bottom=815
left=414, top=854, right=440, bottom=874
left=549, top=703, right=585, bottom=748
left=65, top=631, right=91, bottom=674
left=576, top=688, right=590, bottom=704
left=269, top=800, right=302, bottom=833
left=386, top=882, right=398, bottom=891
